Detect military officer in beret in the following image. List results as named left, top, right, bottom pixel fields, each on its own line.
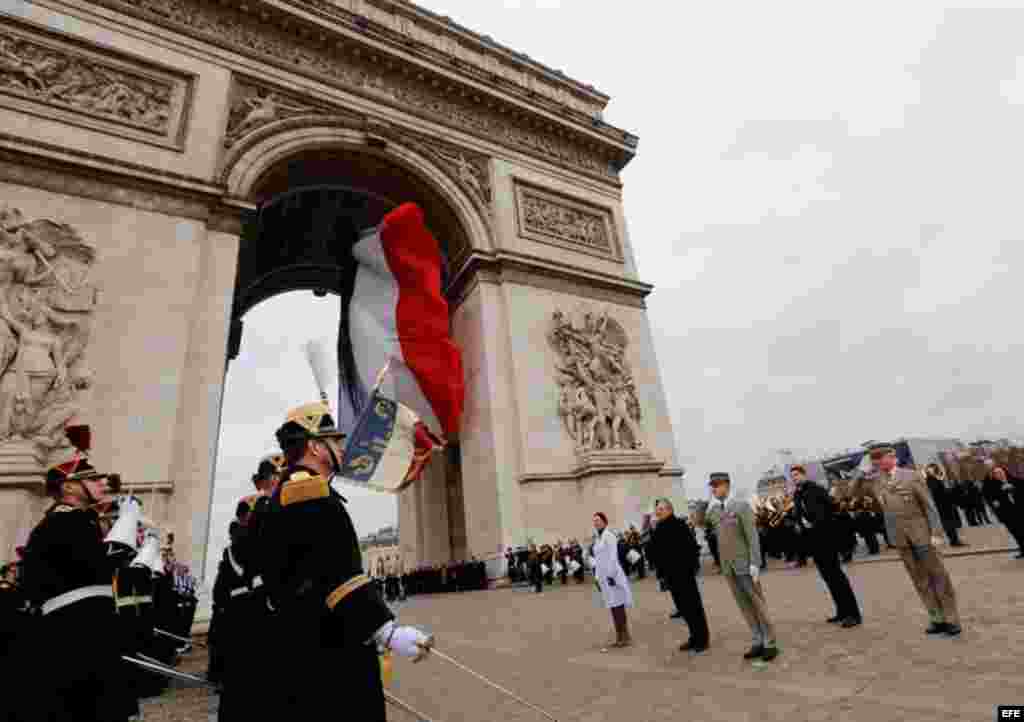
left=704, top=472, right=780, bottom=661
left=855, top=445, right=961, bottom=636
left=258, top=400, right=434, bottom=721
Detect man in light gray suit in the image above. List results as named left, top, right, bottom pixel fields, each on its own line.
left=704, top=472, right=779, bottom=661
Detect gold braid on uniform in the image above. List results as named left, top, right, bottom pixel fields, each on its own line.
left=326, top=574, right=372, bottom=610
left=280, top=472, right=330, bottom=507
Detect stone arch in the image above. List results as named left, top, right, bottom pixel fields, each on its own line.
left=221, top=117, right=494, bottom=264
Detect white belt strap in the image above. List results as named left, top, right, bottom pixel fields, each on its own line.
left=226, top=547, right=244, bottom=578
left=42, top=585, right=114, bottom=615
left=251, top=575, right=263, bottom=589
left=230, top=587, right=250, bottom=598
left=116, top=595, right=153, bottom=607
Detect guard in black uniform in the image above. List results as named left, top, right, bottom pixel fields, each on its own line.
left=259, top=400, right=434, bottom=720
left=12, top=425, right=138, bottom=722
left=212, top=495, right=270, bottom=722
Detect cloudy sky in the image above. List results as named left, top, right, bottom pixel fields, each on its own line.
left=206, top=1, right=1024, bottom=583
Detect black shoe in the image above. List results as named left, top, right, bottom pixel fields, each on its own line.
left=670, top=611, right=684, bottom=619
left=926, top=623, right=950, bottom=635
left=840, top=617, right=862, bottom=628
left=761, top=645, right=779, bottom=661
left=680, top=640, right=709, bottom=653
left=945, top=624, right=962, bottom=636
left=743, top=645, right=765, bottom=659
left=826, top=615, right=842, bottom=623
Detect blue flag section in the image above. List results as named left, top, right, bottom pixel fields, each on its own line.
left=338, top=387, right=427, bottom=493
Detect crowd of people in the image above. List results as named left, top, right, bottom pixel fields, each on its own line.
left=366, top=554, right=489, bottom=600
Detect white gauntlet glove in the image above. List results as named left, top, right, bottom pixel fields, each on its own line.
left=749, top=564, right=760, bottom=581
left=373, top=621, right=433, bottom=662
left=105, top=496, right=142, bottom=551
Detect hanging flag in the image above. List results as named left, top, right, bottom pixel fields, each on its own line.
left=337, top=202, right=464, bottom=439
left=337, top=362, right=443, bottom=493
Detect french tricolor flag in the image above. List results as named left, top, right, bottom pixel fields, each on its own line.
left=336, top=202, right=464, bottom=469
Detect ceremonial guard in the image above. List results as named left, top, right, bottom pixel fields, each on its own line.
left=855, top=445, right=961, bottom=635
left=705, top=472, right=779, bottom=661
left=982, top=466, right=1024, bottom=557
left=527, top=544, right=543, bottom=593
left=649, top=498, right=709, bottom=653
left=259, top=400, right=433, bottom=720
left=791, top=465, right=862, bottom=627
left=925, top=464, right=965, bottom=548
left=12, top=425, right=140, bottom=722
left=212, top=494, right=269, bottom=722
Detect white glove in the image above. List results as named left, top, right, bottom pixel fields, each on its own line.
left=374, top=621, right=433, bottom=661
left=749, top=565, right=760, bottom=581
left=105, top=496, right=142, bottom=550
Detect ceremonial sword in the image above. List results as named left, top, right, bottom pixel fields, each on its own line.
left=122, top=655, right=441, bottom=721
left=152, top=626, right=207, bottom=648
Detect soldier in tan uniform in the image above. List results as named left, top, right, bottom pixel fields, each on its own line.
left=855, top=445, right=962, bottom=636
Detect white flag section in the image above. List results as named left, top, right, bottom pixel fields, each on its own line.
left=336, top=203, right=464, bottom=439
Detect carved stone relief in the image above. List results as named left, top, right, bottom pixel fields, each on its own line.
left=0, top=207, right=99, bottom=463
left=515, top=182, right=621, bottom=261
left=95, top=0, right=617, bottom=179
left=0, top=18, right=193, bottom=150
left=548, top=308, right=643, bottom=453
left=224, top=81, right=332, bottom=148
left=371, top=124, right=492, bottom=211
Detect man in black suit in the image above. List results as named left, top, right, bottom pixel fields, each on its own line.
left=649, top=498, right=710, bottom=653
left=792, top=465, right=862, bottom=627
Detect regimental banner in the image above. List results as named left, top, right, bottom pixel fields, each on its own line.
left=338, top=387, right=441, bottom=493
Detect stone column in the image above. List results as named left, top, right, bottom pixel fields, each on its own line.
left=415, top=453, right=451, bottom=565
left=166, top=216, right=240, bottom=582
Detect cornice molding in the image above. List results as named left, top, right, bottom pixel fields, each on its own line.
left=448, top=249, right=652, bottom=311
left=519, top=451, right=666, bottom=484
left=82, top=0, right=636, bottom=179
left=0, top=132, right=243, bottom=230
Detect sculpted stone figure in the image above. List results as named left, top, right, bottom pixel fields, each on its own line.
left=548, top=308, right=643, bottom=452
left=0, top=207, right=98, bottom=461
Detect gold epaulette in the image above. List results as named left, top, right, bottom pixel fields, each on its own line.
left=325, top=573, right=371, bottom=611
left=280, top=472, right=330, bottom=507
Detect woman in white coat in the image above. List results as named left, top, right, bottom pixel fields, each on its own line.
left=591, top=511, right=633, bottom=651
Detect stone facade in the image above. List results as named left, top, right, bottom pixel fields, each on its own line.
left=0, top=0, right=682, bottom=589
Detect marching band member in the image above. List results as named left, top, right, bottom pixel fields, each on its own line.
left=705, top=472, right=780, bottom=662
left=12, top=425, right=139, bottom=722
left=592, top=512, right=633, bottom=652
left=258, top=400, right=433, bottom=720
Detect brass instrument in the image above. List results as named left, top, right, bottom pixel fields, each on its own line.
left=751, top=493, right=791, bottom=529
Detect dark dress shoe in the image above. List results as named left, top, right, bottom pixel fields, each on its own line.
left=743, top=645, right=765, bottom=659
left=840, top=617, right=862, bottom=628
left=926, top=622, right=950, bottom=634
left=826, top=615, right=842, bottom=623
left=680, top=640, right=709, bottom=653
left=761, top=646, right=779, bottom=661
left=945, top=624, right=962, bottom=636
left=670, top=611, right=684, bottom=619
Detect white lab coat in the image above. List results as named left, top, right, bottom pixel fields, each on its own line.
left=593, top=528, right=633, bottom=609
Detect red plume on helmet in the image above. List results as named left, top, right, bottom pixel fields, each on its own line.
left=65, top=424, right=91, bottom=455
left=45, top=425, right=100, bottom=496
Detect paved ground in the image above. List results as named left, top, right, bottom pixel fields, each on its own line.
left=145, top=524, right=1022, bottom=722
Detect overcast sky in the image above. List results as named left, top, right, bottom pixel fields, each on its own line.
left=205, top=1, right=1024, bottom=583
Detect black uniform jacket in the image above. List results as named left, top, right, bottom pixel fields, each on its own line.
left=13, top=504, right=130, bottom=722
left=259, top=465, right=394, bottom=720
left=793, top=482, right=839, bottom=548
left=648, top=515, right=700, bottom=581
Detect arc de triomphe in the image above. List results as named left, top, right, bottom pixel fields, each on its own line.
left=0, top=0, right=684, bottom=581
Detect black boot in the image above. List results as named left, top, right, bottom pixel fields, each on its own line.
left=743, top=644, right=765, bottom=659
